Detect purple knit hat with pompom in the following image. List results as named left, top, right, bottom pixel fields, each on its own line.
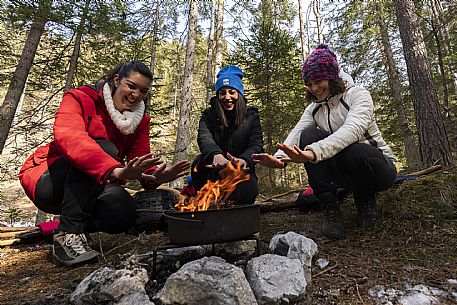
left=301, top=44, right=339, bottom=83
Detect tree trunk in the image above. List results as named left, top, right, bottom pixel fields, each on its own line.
left=0, top=0, right=51, bottom=154
left=428, top=0, right=457, bottom=150
left=433, top=0, right=457, bottom=97
left=214, top=0, right=224, bottom=75
left=172, top=0, right=198, bottom=174
left=298, top=0, right=306, bottom=62
left=375, top=1, right=420, bottom=168
left=312, top=0, right=323, bottom=44
left=64, top=0, right=91, bottom=91
left=393, top=0, right=453, bottom=167
left=205, top=0, right=216, bottom=103
left=150, top=1, right=161, bottom=81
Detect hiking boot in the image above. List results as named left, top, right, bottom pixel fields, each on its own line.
left=319, top=192, right=344, bottom=240
left=53, top=232, right=99, bottom=266
left=355, top=195, right=377, bottom=227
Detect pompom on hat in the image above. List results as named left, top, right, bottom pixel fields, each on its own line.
left=215, top=65, right=245, bottom=96
left=301, top=44, right=340, bottom=84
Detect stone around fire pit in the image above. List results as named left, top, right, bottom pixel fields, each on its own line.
left=246, top=254, right=307, bottom=305
left=70, top=267, right=153, bottom=305
left=269, top=231, right=318, bottom=283
left=154, top=256, right=257, bottom=305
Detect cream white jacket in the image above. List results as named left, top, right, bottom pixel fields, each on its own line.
left=274, top=71, right=395, bottom=163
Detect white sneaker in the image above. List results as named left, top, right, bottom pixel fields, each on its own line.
left=53, top=232, right=99, bottom=266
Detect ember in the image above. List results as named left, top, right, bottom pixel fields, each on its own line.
left=175, top=161, right=250, bottom=212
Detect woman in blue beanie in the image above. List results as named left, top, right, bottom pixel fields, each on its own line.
left=191, top=65, right=264, bottom=204
left=253, top=45, right=397, bottom=239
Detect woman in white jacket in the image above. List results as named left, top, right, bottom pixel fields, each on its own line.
left=253, top=44, right=397, bottom=240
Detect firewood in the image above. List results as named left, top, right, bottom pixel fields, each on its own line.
left=0, top=226, right=34, bottom=232
left=0, top=238, right=21, bottom=247
left=0, top=227, right=39, bottom=240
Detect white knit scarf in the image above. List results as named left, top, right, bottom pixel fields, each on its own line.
left=103, top=83, right=145, bottom=135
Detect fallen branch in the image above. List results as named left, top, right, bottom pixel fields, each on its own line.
left=407, top=165, right=443, bottom=177
left=0, top=226, right=34, bottom=232
left=0, top=238, right=21, bottom=247
left=312, top=264, right=338, bottom=278
left=259, top=201, right=299, bottom=213
left=260, top=189, right=301, bottom=203
left=0, top=227, right=39, bottom=240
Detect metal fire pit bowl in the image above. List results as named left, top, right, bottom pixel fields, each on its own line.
left=163, top=204, right=261, bottom=245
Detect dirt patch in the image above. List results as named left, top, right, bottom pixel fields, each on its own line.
left=1, top=169, right=456, bottom=304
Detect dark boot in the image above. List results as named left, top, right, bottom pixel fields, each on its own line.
left=319, top=192, right=344, bottom=240
left=354, top=193, right=377, bottom=227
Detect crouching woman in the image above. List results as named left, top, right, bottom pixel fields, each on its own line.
left=19, top=61, right=189, bottom=266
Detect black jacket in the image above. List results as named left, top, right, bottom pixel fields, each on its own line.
left=197, top=98, right=264, bottom=171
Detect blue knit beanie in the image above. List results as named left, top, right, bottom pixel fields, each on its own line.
left=215, top=66, right=245, bottom=96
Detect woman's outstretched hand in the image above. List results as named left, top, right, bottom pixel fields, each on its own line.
left=111, top=153, right=163, bottom=180
left=276, top=143, right=316, bottom=163
left=252, top=153, right=286, bottom=168
left=227, top=152, right=249, bottom=170
left=206, top=153, right=229, bottom=169
left=141, top=160, right=191, bottom=184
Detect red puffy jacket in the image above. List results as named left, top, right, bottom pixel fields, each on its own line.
left=18, top=84, right=151, bottom=202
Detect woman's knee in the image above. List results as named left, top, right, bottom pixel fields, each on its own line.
left=95, top=184, right=137, bottom=233
left=299, top=126, right=330, bottom=149
left=229, top=176, right=259, bottom=205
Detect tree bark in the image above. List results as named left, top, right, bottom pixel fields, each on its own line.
left=298, top=0, right=306, bottom=62
left=214, top=0, right=224, bottom=75
left=205, top=0, right=216, bottom=103
left=150, top=1, right=161, bottom=81
left=392, top=0, right=453, bottom=167
left=428, top=0, right=457, bottom=150
left=312, top=0, right=323, bottom=44
left=172, top=0, right=198, bottom=175
left=375, top=1, right=420, bottom=169
left=0, top=0, right=51, bottom=154
left=64, top=0, right=91, bottom=91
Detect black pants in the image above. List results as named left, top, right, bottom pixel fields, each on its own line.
left=34, top=140, right=137, bottom=234
left=299, top=126, right=397, bottom=198
left=191, top=154, right=259, bottom=205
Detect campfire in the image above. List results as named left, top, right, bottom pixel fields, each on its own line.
left=175, top=161, right=250, bottom=212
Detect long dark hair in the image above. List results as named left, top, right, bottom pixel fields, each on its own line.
left=306, top=78, right=347, bottom=101
left=104, top=61, right=153, bottom=96
left=214, top=94, right=247, bottom=127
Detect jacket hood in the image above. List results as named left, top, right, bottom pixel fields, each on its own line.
left=339, top=69, right=354, bottom=87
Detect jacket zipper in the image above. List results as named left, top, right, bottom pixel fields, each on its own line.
left=326, top=104, right=333, bottom=133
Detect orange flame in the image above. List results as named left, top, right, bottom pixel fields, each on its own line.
left=176, top=161, right=250, bottom=212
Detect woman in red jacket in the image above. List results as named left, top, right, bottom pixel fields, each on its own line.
left=19, top=61, right=190, bottom=266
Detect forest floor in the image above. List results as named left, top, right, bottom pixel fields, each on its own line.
left=0, top=168, right=456, bottom=305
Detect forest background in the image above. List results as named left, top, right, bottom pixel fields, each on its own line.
left=0, top=0, right=456, bottom=224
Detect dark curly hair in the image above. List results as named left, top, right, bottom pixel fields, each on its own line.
left=306, top=78, right=347, bottom=101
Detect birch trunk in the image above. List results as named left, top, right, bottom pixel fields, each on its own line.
left=205, top=0, right=216, bottom=103
left=214, top=0, right=224, bottom=75
left=0, top=0, right=51, bottom=154
left=64, top=0, right=91, bottom=91
left=393, top=0, right=453, bottom=167
left=298, top=0, right=306, bottom=62
left=312, top=0, right=323, bottom=44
